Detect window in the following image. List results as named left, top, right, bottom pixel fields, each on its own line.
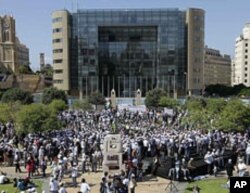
left=53, top=38, right=62, bottom=43
left=52, top=17, right=62, bottom=23
left=245, top=79, right=248, bottom=83
left=246, top=43, right=248, bottom=47
left=245, top=73, right=248, bottom=77
left=90, top=59, right=95, bottom=65
left=245, top=49, right=248, bottom=53
left=3, top=30, right=10, bottom=42
left=53, top=49, right=63, bottom=53
left=54, top=79, right=63, bottom=84
left=245, top=55, right=248, bottom=59
left=53, top=28, right=62, bottom=33
left=53, top=59, right=63, bottom=63
left=245, top=61, right=248, bottom=65
left=245, top=68, right=248, bottom=71
left=54, top=69, right=63, bottom=73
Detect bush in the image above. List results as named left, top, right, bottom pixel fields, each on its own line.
left=145, top=88, right=167, bottom=108
left=159, top=96, right=179, bottom=108
left=15, top=103, right=61, bottom=134
left=48, top=99, right=68, bottom=115
left=72, top=99, right=93, bottom=111
left=88, top=91, right=106, bottom=108
left=42, top=87, right=67, bottom=104
left=1, top=88, right=33, bottom=104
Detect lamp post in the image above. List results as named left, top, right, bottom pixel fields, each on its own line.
left=173, top=73, right=178, bottom=99
left=184, top=72, right=187, bottom=97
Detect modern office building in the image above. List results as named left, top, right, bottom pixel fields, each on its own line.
left=52, top=8, right=205, bottom=97
left=16, top=37, right=29, bottom=67
left=0, top=15, right=29, bottom=73
left=40, top=53, right=45, bottom=70
left=204, top=46, right=231, bottom=86
left=232, top=23, right=250, bottom=86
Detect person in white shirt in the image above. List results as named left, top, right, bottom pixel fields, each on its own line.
left=0, top=172, right=9, bottom=184
left=71, top=164, right=78, bottom=187
left=80, top=178, right=91, bottom=193
left=245, top=144, right=250, bottom=165
left=204, top=151, right=214, bottom=175
left=237, top=159, right=247, bottom=177
left=49, top=177, right=59, bottom=193
left=58, top=182, right=67, bottom=193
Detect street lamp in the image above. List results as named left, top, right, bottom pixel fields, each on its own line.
left=184, top=72, right=188, bottom=96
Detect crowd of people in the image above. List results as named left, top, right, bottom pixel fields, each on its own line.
left=0, top=107, right=250, bottom=192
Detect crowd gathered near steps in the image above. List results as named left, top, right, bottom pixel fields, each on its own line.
left=0, top=108, right=250, bottom=193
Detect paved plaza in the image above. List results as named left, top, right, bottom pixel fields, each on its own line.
left=0, top=165, right=177, bottom=193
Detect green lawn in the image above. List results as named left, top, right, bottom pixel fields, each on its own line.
left=184, top=178, right=229, bottom=193
left=0, top=180, right=43, bottom=193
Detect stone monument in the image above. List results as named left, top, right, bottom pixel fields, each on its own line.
left=110, top=89, right=116, bottom=109
left=102, top=134, right=125, bottom=174
left=135, top=89, right=142, bottom=106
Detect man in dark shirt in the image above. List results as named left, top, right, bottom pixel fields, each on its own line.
left=225, top=159, right=234, bottom=179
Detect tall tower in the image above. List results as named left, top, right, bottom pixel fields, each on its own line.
left=40, top=53, right=45, bottom=70
left=186, top=8, right=205, bottom=95
left=52, top=10, right=70, bottom=93
left=0, top=15, right=17, bottom=72
left=232, top=23, right=250, bottom=86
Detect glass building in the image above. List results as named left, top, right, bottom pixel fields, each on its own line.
left=52, top=8, right=205, bottom=97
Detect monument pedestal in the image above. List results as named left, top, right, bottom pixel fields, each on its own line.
left=110, top=89, right=116, bottom=109
left=102, top=134, right=125, bottom=174
left=135, top=89, right=142, bottom=106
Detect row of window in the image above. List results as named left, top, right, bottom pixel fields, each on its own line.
left=53, top=28, right=63, bottom=33
left=53, top=59, right=63, bottom=63
left=53, top=38, right=63, bottom=43
left=76, top=15, right=183, bottom=24
left=54, top=69, right=63, bottom=74
left=54, top=79, right=63, bottom=84
left=52, top=17, right=62, bottom=23
left=53, top=49, right=63, bottom=53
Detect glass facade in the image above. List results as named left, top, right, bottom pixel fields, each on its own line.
left=70, top=9, right=186, bottom=97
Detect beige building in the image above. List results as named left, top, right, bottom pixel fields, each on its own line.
left=204, top=46, right=231, bottom=86
left=0, top=15, right=29, bottom=73
left=232, top=23, right=250, bottom=86
left=52, top=10, right=70, bottom=92
left=186, top=8, right=205, bottom=95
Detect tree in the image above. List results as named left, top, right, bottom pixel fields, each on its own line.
left=41, top=64, right=53, bottom=76
left=18, top=65, right=33, bottom=74
left=42, top=87, right=67, bottom=104
left=204, top=84, right=232, bottom=97
left=238, top=88, right=250, bottom=98
left=88, top=91, right=106, bottom=108
left=159, top=96, right=179, bottom=108
left=204, top=84, right=247, bottom=97
left=215, top=99, right=250, bottom=131
left=72, top=99, right=93, bottom=111
left=145, top=88, right=167, bottom=108
left=206, top=98, right=227, bottom=115
left=15, top=103, right=61, bottom=134
left=1, top=88, right=33, bottom=104
left=48, top=99, right=68, bottom=115
left=181, top=98, right=209, bottom=130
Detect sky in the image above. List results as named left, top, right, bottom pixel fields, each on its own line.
left=0, top=0, right=250, bottom=71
